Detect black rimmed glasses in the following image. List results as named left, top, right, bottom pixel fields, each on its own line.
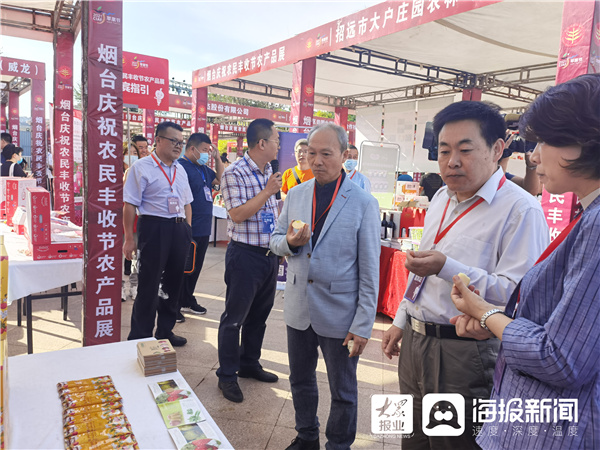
left=158, top=135, right=184, bottom=147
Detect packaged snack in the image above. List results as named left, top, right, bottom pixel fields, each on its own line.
left=57, top=375, right=113, bottom=391
left=63, top=414, right=129, bottom=438
left=68, top=432, right=139, bottom=450
left=59, top=379, right=115, bottom=399
left=62, top=387, right=122, bottom=409
left=63, top=408, right=124, bottom=426
left=66, top=425, right=132, bottom=447
left=63, top=401, right=123, bottom=419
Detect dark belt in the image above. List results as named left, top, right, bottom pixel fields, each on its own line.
left=141, top=215, right=186, bottom=223
left=232, top=240, right=274, bottom=257
left=407, top=315, right=476, bottom=341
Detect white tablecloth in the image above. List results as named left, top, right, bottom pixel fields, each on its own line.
left=210, top=205, right=229, bottom=243
left=8, top=338, right=233, bottom=449
left=1, top=225, right=83, bottom=305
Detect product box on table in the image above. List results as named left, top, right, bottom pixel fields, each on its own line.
left=4, top=178, right=36, bottom=226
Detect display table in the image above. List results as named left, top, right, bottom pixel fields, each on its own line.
left=378, top=245, right=410, bottom=319
left=8, top=339, right=233, bottom=449
left=210, top=204, right=229, bottom=247
left=1, top=224, right=82, bottom=304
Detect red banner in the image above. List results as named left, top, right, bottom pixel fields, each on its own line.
left=0, top=104, right=6, bottom=133
left=556, top=0, right=596, bottom=83
left=142, top=109, right=155, bottom=146
left=122, top=51, right=169, bottom=111
left=83, top=0, right=123, bottom=346
left=30, top=79, right=46, bottom=187
left=8, top=91, right=19, bottom=147
left=0, top=56, right=46, bottom=81
left=589, top=1, right=600, bottom=74
left=541, top=191, right=578, bottom=242
left=191, top=87, right=208, bottom=133
left=192, top=0, right=499, bottom=88
left=53, top=31, right=75, bottom=217
left=170, top=94, right=193, bottom=110
left=335, top=106, right=348, bottom=130
left=290, top=58, right=316, bottom=134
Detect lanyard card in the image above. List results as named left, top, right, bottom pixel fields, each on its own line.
left=203, top=186, right=212, bottom=202
left=261, top=211, right=275, bottom=233
left=404, top=274, right=426, bottom=303
left=168, top=196, right=180, bottom=214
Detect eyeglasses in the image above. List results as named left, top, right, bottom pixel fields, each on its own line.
left=158, top=136, right=184, bottom=147
left=295, top=149, right=308, bottom=155
left=263, top=138, right=280, bottom=148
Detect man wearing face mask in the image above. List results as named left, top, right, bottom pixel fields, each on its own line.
left=344, top=144, right=371, bottom=193
left=177, top=133, right=224, bottom=321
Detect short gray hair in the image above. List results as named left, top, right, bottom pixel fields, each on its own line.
left=307, top=123, right=348, bottom=153
left=294, top=138, right=308, bottom=152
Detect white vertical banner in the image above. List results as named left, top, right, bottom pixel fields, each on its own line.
left=382, top=101, right=417, bottom=171
left=415, top=96, right=454, bottom=173
left=355, top=105, right=382, bottom=148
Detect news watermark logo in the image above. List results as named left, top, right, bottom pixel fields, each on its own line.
left=371, top=394, right=413, bottom=434
left=422, top=393, right=465, bottom=437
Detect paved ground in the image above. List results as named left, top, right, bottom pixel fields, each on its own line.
left=6, top=241, right=403, bottom=449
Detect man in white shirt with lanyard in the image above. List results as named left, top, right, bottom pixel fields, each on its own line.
left=123, top=121, right=193, bottom=347
left=382, top=101, right=549, bottom=450
left=343, top=144, right=371, bottom=193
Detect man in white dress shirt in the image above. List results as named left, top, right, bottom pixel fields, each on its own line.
left=382, top=101, right=549, bottom=450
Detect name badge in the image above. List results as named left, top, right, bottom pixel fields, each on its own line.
left=204, top=186, right=213, bottom=202
left=260, top=211, right=275, bottom=233
left=168, top=196, right=180, bottom=214
left=404, top=274, right=426, bottom=303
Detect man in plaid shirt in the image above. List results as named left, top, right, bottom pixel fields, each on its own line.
left=217, top=118, right=282, bottom=403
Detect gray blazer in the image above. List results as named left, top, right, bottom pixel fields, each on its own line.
left=270, top=176, right=381, bottom=339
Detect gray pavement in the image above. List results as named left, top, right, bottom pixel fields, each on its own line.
left=6, top=241, right=402, bottom=449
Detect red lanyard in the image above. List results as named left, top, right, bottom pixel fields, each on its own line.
left=312, top=175, right=342, bottom=232
left=152, top=154, right=177, bottom=192
left=349, top=169, right=357, bottom=180
left=512, top=214, right=582, bottom=318
left=434, top=175, right=506, bottom=245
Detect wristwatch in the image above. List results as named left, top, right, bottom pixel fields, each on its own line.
left=480, top=308, right=503, bottom=331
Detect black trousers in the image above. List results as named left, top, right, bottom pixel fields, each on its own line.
left=127, top=216, right=192, bottom=340
left=179, top=235, right=210, bottom=308
left=216, top=241, right=278, bottom=381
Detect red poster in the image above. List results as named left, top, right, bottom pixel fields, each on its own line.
left=8, top=91, right=19, bottom=147
left=0, top=104, right=6, bottom=133
left=191, top=87, right=208, bottom=133
left=53, top=31, right=75, bottom=217
left=541, top=191, right=578, bottom=242
left=335, top=106, right=349, bottom=130
left=83, top=0, right=123, bottom=346
left=290, top=58, right=316, bottom=134
left=556, top=0, right=596, bottom=83
left=142, top=109, right=155, bottom=146
left=210, top=123, right=219, bottom=144
left=122, top=51, right=169, bottom=111
left=30, top=79, right=46, bottom=187
left=0, top=56, right=46, bottom=80
left=192, top=1, right=499, bottom=88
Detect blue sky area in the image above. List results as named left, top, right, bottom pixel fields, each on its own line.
left=1, top=1, right=379, bottom=115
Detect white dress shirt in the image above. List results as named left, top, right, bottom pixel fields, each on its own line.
left=393, top=168, right=549, bottom=329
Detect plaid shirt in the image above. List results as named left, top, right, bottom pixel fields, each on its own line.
left=221, top=152, right=279, bottom=248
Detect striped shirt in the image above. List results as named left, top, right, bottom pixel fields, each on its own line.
left=221, top=152, right=279, bottom=248
left=478, top=193, right=600, bottom=449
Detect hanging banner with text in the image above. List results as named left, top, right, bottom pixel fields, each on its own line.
left=31, top=79, right=46, bottom=187
left=192, top=0, right=499, bottom=88
left=54, top=31, right=75, bottom=217
left=122, top=51, right=169, bottom=111
left=8, top=91, right=19, bottom=147
left=83, top=0, right=123, bottom=346
left=290, top=58, right=316, bottom=133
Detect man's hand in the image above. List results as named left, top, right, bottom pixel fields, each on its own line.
left=266, top=172, right=282, bottom=196
left=450, top=314, right=493, bottom=340
left=286, top=221, right=310, bottom=248
left=382, top=325, right=403, bottom=359
left=344, top=333, right=368, bottom=357
left=210, top=144, right=219, bottom=160
left=123, top=237, right=137, bottom=261
left=405, top=250, right=446, bottom=277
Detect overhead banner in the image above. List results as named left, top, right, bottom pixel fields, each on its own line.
left=192, top=0, right=499, bottom=88
left=0, top=56, right=46, bottom=80
left=556, top=0, right=596, bottom=83
left=122, top=51, right=169, bottom=111
left=83, top=0, right=123, bottom=346
left=30, top=79, right=46, bottom=187
left=53, top=31, right=75, bottom=217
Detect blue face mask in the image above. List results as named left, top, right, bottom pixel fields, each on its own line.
left=17, top=156, right=23, bottom=164
left=197, top=152, right=209, bottom=165
left=344, top=159, right=358, bottom=171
